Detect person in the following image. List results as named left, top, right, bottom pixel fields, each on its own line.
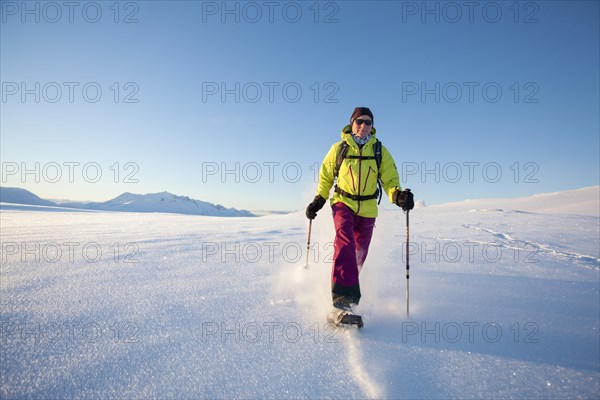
left=305, top=107, right=414, bottom=319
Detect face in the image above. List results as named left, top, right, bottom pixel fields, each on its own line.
left=352, top=115, right=373, bottom=138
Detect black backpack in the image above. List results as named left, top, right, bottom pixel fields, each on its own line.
left=333, top=139, right=383, bottom=204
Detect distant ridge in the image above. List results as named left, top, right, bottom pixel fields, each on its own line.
left=0, top=187, right=57, bottom=207
left=425, top=186, right=599, bottom=216
left=0, top=187, right=254, bottom=217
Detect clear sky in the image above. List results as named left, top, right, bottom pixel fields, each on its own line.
left=1, top=0, right=599, bottom=212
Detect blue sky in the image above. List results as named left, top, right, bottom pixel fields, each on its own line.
left=1, top=0, right=598, bottom=211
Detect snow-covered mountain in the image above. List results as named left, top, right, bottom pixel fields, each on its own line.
left=414, top=199, right=427, bottom=208
left=427, top=186, right=599, bottom=216
left=0, top=187, right=57, bottom=207
left=0, top=188, right=254, bottom=217
left=60, top=191, right=254, bottom=217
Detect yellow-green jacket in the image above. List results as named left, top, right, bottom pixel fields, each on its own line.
left=317, top=125, right=401, bottom=218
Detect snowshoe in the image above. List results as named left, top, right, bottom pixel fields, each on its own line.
left=327, top=302, right=364, bottom=328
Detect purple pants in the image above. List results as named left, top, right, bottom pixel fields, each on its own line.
left=331, top=202, right=376, bottom=305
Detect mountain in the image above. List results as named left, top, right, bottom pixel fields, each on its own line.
left=67, top=191, right=254, bottom=217
left=414, top=199, right=427, bottom=208
left=1, top=188, right=254, bottom=217
left=0, top=187, right=57, bottom=206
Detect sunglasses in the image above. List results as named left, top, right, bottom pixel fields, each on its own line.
left=355, top=119, right=373, bottom=126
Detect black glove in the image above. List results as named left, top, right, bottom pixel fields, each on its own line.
left=393, top=188, right=414, bottom=211
left=305, top=195, right=326, bottom=219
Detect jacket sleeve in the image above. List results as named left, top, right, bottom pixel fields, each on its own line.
left=380, top=145, right=402, bottom=203
left=316, top=143, right=338, bottom=200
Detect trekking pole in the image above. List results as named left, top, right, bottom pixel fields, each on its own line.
left=304, top=219, right=312, bottom=269
left=406, top=209, right=410, bottom=317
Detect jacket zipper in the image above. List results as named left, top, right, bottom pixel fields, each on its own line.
left=356, top=147, right=362, bottom=215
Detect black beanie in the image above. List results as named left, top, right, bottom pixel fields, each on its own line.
left=350, top=107, right=374, bottom=124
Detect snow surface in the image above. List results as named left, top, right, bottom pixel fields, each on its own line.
left=1, top=188, right=598, bottom=398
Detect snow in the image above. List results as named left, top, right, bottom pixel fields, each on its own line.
left=0, top=187, right=55, bottom=207
left=428, top=186, right=599, bottom=216
left=76, top=191, right=254, bottom=217
left=0, top=187, right=254, bottom=217
left=1, top=187, right=598, bottom=398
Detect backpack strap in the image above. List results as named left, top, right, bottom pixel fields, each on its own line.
left=334, top=186, right=379, bottom=201
left=373, top=139, right=383, bottom=204
left=373, top=139, right=382, bottom=172
left=334, top=141, right=349, bottom=179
